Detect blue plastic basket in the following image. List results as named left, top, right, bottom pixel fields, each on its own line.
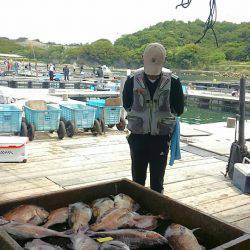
left=87, top=99, right=105, bottom=107
left=103, top=106, right=122, bottom=125
left=87, top=100, right=122, bottom=125
left=60, top=103, right=96, bottom=129
left=24, top=105, right=60, bottom=131
left=0, top=104, right=22, bottom=133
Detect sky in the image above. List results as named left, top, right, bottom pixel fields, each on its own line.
left=1, top=0, right=249, bottom=44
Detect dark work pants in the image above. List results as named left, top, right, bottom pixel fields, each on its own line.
left=64, top=74, right=69, bottom=81
left=127, top=133, right=170, bottom=193
left=49, top=71, right=54, bottom=81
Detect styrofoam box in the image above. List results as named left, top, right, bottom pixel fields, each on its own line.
left=0, top=137, right=28, bottom=163
left=233, top=163, right=250, bottom=193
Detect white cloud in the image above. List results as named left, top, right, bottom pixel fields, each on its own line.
left=1, top=0, right=249, bottom=44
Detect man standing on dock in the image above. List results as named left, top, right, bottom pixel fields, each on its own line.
left=13, top=61, right=19, bottom=75
left=123, top=43, right=184, bottom=193
left=63, top=65, right=70, bottom=81
left=49, top=64, right=54, bottom=81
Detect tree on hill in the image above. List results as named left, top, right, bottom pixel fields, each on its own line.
left=0, top=20, right=249, bottom=69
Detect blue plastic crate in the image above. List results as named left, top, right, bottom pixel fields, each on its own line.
left=87, top=99, right=122, bottom=125
left=0, top=104, right=22, bottom=133
left=24, top=105, right=60, bottom=131
left=88, top=105, right=122, bottom=125
left=87, top=99, right=105, bottom=107
left=60, top=103, right=96, bottom=129
left=103, top=106, right=122, bottom=125
left=50, top=82, right=60, bottom=88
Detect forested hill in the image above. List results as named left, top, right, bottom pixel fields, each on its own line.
left=0, top=20, right=249, bottom=69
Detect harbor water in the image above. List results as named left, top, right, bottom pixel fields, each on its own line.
left=181, top=104, right=238, bottom=124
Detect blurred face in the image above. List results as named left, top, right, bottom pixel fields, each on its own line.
left=143, top=43, right=166, bottom=76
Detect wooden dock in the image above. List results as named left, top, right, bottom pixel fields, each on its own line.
left=0, top=76, right=110, bottom=90
left=0, top=86, right=119, bottom=105
left=187, top=89, right=250, bottom=103
left=0, top=132, right=249, bottom=233
left=49, top=89, right=119, bottom=100
left=186, top=89, right=250, bottom=114
left=1, top=75, right=249, bottom=110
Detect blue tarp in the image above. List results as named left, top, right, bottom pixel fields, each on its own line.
left=169, top=117, right=181, bottom=166
left=182, top=85, right=188, bottom=94
left=54, top=73, right=64, bottom=81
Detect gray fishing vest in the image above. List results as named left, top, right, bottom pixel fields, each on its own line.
left=127, top=67, right=176, bottom=135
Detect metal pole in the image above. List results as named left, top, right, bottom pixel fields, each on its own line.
left=31, top=44, right=36, bottom=61
left=238, top=75, right=246, bottom=146
left=120, top=76, right=126, bottom=120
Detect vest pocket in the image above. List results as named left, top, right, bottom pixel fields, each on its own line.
left=158, top=90, right=170, bottom=112
left=132, top=93, right=145, bottom=112
left=127, top=116, right=144, bottom=134
left=158, top=119, right=176, bottom=135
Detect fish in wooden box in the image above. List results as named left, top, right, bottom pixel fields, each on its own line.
left=91, top=198, right=114, bottom=219
left=0, top=218, right=68, bottom=240
left=71, top=232, right=99, bottom=250
left=25, top=239, right=63, bottom=250
left=87, top=229, right=168, bottom=249
left=3, top=205, right=49, bottom=225
left=68, top=202, right=92, bottom=233
left=164, top=223, right=203, bottom=250
left=43, top=207, right=68, bottom=228
left=100, top=240, right=130, bottom=250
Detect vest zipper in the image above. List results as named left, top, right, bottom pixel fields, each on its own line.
left=149, top=101, right=152, bottom=133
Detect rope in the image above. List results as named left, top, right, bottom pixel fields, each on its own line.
left=176, top=0, right=219, bottom=47
left=195, top=0, right=218, bottom=47
left=176, top=0, right=192, bottom=9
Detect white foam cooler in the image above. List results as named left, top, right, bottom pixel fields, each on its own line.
left=0, top=137, right=28, bottom=163
left=232, top=158, right=250, bottom=193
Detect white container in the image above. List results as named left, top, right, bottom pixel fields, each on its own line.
left=0, top=137, right=28, bottom=163
left=233, top=157, right=250, bottom=193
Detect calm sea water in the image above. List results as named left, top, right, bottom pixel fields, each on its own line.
left=180, top=104, right=236, bottom=124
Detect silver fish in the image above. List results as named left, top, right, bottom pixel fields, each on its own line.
left=25, top=239, right=63, bottom=250
left=90, top=208, right=131, bottom=231
left=164, top=223, right=203, bottom=250
left=128, top=212, right=163, bottom=230
left=88, top=229, right=167, bottom=249
left=90, top=208, right=162, bottom=231
left=100, top=240, right=130, bottom=250
left=92, top=197, right=114, bottom=218
left=0, top=218, right=68, bottom=240
left=114, top=194, right=139, bottom=211
left=69, top=202, right=92, bottom=232
left=71, top=232, right=99, bottom=250
left=3, top=205, right=49, bottom=225
left=43, top=207, right=68, bottom=228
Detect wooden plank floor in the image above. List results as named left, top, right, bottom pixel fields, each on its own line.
left=0, top=131, right=249, bottom=233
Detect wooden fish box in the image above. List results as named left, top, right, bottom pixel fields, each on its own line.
left=25, top=100, right=47, bottom=111
left=0, top=179, right=249, bottom=250
left=105, top=97, right=121, bottom=106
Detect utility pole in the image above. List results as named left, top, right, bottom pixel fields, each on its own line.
left=31, top=44, right=36, bottom=61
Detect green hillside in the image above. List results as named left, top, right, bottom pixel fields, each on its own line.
left=0, top=20, right=249, bottom=69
